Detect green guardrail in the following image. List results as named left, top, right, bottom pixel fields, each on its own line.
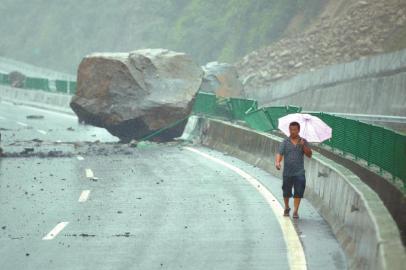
left=0, top=73, right=405, bottom=188
left=245, top=105, right=302, bottom=131
left=69, top=81, right=77, bottom=94
left=311, top=112, right=406, bottom=183
left=192, top=92, right=258, bottom=121
left=192, top=92, right=406, bottom=189
left=0, top=73, right=9, bottom=85
left=55, top=80, right=68, bottom=93
left=264, top=106, right=302, bottom=129
left=227, top=97, right=258, bottom=121
left=192, top=92, right=217, bottom=115
left=244, top=108, right=274, bottom=132
left=0, top=72, right=76, bottom=94
left=55, top=80, right=77, bottom=94
left=25, top=77, right=50, bottom=91
left=214, top=96, right=233, bottom=119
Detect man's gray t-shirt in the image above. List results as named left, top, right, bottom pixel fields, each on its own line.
left=278, top=137, right=309, bottom=177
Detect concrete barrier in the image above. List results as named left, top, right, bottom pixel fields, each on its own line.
left=248, top=49, right=406, bottom=116
left=0, top=85, right=73, bottom=115
left=185, top=116, right=406, bottom=270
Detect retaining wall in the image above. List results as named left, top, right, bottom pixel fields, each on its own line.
left=0, top=85, right=73, bottom=114
left=248, top=49, right=406, bottom=116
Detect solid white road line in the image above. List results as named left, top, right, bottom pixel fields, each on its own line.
left=78, top=190, right=91, bottom=202
left=42, top=222, right=69, bottom=240
left=184, top=147, right=307, bottom=270
left=85, top=168, right=94, bottom=178
left=16, top=121, right=28, bottom=127
left=37, top=129, right=47, bottom=135
left=1, top=100, right=76, bottom=119
left=1, top=101, right=13, bottom=106
left=77, top=156, right=84, bottom=161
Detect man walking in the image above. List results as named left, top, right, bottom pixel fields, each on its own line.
left=275, top=121, right=312, bottom=219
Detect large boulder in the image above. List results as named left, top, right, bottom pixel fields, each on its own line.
left=199, top=61, right=245, bottom=97
left=70, top=49, right=204, bottom=142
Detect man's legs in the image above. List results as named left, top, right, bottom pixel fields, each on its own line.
left=292, top=175, right=306, bottom=217
left=282, top=176, right=293, bottom=215
left=284, top=197, right=290, bottom=210
left=293, top=197, right=302, bottom=216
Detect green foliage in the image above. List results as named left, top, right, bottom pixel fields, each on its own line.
left=166, top=0, right=327, bottom=63
left=0, top=0, right=326, bottom=72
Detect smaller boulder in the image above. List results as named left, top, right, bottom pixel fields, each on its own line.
left=200, top=62, right=245, bottom=98
left=8, top=71, right=26, bottom=88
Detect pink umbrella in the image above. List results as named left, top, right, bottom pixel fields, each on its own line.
left=278, top=113, right=332, bottom=143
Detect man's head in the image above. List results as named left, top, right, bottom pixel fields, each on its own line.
left=289, top=121, right=300, bottom=138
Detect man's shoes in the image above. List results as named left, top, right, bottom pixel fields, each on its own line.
left=283, top=208, right=291, bottom=217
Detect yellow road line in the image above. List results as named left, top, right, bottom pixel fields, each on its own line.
left=184, top=146, right=307, bottom=270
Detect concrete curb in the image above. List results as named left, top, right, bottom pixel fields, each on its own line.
left=0, top=86, right=74, bottom=115
left=184, top=116, right=406, bottom=270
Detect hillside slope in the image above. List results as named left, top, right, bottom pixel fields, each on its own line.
left=237, top=0, right=406, bottom=92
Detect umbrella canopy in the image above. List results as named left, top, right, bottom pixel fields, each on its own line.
left=278, top=113, right=332, bottom=143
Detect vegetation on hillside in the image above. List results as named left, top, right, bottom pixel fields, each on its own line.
left=168, top=0, right=325, bottom=63
left=0, top=0, right=325, bottom=73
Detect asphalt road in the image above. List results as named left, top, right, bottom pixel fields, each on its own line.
left=0, top=100, right=117, bottom=145
left=0, top=101, right=347, bottom=269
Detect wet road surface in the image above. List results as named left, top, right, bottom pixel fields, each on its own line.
left=0, top=101, right=347, bottom=269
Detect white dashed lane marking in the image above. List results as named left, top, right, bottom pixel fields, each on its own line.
left=78, top=190, right=91, bottom=202
left=85, top=168, right=94, bottom=178
left=16, top=121, right=28, bottom=127
left=42, top=222, right=69, bottom=240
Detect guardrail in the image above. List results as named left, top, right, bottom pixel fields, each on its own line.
left=0, top=72, right=76, bottom=94
left=192, top=92, right=258, bottom=120
left=310, top=112, right=406, bottom=185
left=1, top=77, right=404, bottom=188
left=307, top=111, right=406, bottom=124
left=192, top=92, right=406, bottom=190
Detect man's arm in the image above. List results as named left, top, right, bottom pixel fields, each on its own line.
left=276, top=140, right=285, bottom=170
left=275, top=153, right=283, bottom=170
left=300, top=139, right=312, bottom=158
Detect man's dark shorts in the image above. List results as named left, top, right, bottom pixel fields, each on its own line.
left=282, top=175, right=306, bottom=198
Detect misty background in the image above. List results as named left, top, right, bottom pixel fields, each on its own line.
left=0, top=0, right=326, bottom=74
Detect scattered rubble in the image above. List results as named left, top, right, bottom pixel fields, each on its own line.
left=114, top=232, right=132, bottom=237
left=21, top=148, right=34, bottom=155
left=0, top=139, right=181, bottom=158
left=26, top=115, right=44, bottom=120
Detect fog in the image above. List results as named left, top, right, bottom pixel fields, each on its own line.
left=0, top=0, right=325, bottom=73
